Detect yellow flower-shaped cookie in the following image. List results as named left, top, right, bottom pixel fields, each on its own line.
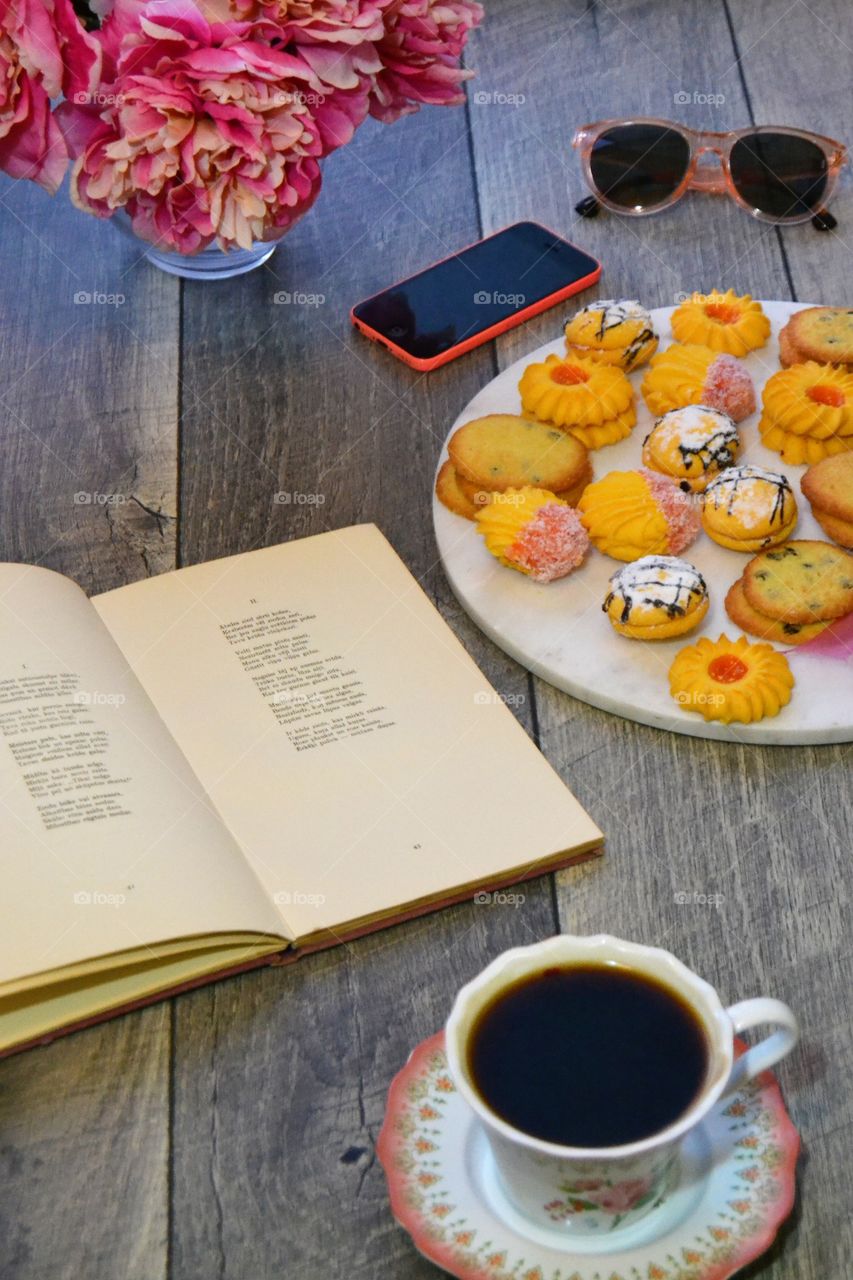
left=669, top=634, right=794, bottom=724
left=671, top=289, right=770, bottom=356
left=519, top=354, right=636, bottom=448
left=759, top=361, right=853, bottom=464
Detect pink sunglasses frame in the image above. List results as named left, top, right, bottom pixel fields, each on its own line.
left=572, top=118, right=847, bottom=224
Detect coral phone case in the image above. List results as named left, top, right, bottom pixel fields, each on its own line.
left=351, top=223, right=601, bottom=372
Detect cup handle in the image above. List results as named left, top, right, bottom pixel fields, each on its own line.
left=724, top=998, right=799, bottom=1092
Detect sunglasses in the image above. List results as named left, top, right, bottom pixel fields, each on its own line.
left=572, top=119, right=846, bottom=226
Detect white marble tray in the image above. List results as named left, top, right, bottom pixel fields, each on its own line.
left=433, top=301, right=853, bottom=744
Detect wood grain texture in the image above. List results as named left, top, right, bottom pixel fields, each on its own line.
left=0, top=178, right=179, bottom=591
left=0, top=1004, right=170, bottom=1280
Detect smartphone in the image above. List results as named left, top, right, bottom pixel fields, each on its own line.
left=351, top=222, right=601, bottom=372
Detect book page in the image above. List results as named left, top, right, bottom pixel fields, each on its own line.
left=94, top=526, right=602, bottom=942
left=0, top=564, right=286, bottom=989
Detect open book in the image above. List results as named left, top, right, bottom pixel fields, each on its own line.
left=0, top=525, right=602, bottom=1055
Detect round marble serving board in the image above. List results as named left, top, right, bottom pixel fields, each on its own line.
left=433, top=301, right=853, bottom=744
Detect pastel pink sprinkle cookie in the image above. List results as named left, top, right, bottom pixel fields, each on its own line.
left=507, top=504, right=590, bottom=582
left=640, top=468, right=702, bottom=554
left=702, top=353, right=756, bottom=423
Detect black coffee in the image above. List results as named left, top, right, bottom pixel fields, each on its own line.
left=467, top=963, right=709, bottom=1147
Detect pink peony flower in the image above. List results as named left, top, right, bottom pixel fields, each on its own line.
left=38, top=0, right=482, bottom=251
left=368, top=0, right=483, bottom=123
left=58, top=1, right=365, bottom=250
left=0, top=0, right=100, bottom=191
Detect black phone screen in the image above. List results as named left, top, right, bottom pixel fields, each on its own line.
left=352, top=223, right=599, bottom=360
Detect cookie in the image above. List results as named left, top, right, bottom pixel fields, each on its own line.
left=724, top=578, right=828, bottom=646
left=742, top=540, right=853, bottom=623
left=564, top=299, right=658, bottom=371
left=641, top=344, right=756, bottom=423
left=701, top=465, right=797, bottom=553
left=604, top=556, right=709, bottom=640
left=457, top=460, right=592, bottom=512
left=759, top=421, right=852, bottom=466
left=641, top=404, right=739, bottom=493
left=578, top=468, right=701, bottom=562
left=777, top=306, right=853, bottom=369
left=448, top=414, right=590, bottom=495
left=518, top=354, right=636, bottom=443
left=671, top=290, right=770, bottom=357
left=669, top=633, right=794, bottom=724
left=475, top=487, right=590, bottom=583
left=801, top=452, right=853, bottom=523
left=812, top=509, right=853, bottom=550
left=435, top=459, right=479, bottom=519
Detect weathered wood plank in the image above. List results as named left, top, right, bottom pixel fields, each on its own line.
left=0, top=178, right=179, bottom=591
left=0, top=1004, right=170, bottom=1280
left=171, top=93, right=555, bottom=1280
left=0, top=180, right=178, bottom=1278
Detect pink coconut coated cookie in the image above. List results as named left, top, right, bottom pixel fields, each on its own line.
left=476, top=487, right=591, bottom=583
left=641, top=469, right=702, bottom=553
left=508, top=505, right=591, bottom=582
left=640, top=468, right=701, bottom=552
left=702, top=353, right=756, bottom=422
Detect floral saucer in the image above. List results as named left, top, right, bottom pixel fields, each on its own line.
left=377, top=1032, right=800, bottom=1280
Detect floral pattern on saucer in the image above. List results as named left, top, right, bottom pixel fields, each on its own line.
left=377, top=1031, right=800, bottom=1280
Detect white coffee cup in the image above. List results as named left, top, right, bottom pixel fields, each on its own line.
left=445, top=934, right=798, bottom=1235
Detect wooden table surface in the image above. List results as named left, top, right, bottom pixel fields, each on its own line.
left=1, top=1, right=852, bottom=1276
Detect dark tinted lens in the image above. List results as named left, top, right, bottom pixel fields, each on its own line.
left=730, top=132, right=828, bottom=217
left=589, top=125, right=691, bottom=209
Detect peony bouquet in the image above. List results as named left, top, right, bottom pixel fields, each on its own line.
left=0, top=0, right=482, bottom=253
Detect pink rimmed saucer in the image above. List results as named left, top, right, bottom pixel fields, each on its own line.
left=377, top=1031, right=800, bottom=1280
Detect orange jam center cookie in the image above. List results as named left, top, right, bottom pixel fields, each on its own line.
left=705, top=303, right=741, bottom=325
left=550, top=363, right=589, bottom=386
left=708, top=654, right=748, bottom=683
left=807, top=384, right=846, bottom=408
